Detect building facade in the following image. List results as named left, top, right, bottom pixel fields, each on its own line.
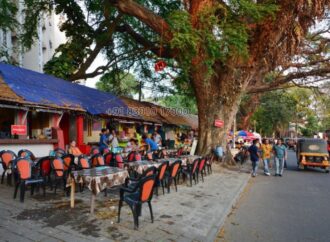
left=0, top=1, right=66, bottom=73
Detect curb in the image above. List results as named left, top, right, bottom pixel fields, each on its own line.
left=205, top=173, right=251, bottom=242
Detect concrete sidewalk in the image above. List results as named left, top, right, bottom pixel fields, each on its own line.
left=0, top=165, right=249, bottom=242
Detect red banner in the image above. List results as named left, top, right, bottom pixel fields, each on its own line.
left=11, top=125, right=27, bottom=135
left=214, top=119, right=224, bottom=128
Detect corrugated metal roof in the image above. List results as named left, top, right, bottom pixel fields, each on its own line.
left=0, top=62, right=136, bottom=117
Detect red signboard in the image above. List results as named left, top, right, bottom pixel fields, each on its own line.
left=11, top=125, right=27, bottom=135
left=214, top=119, right=224, bottom=128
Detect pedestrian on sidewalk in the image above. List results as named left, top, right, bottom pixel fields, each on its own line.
left=261, top=139, right=272, bottom=176
left=248, top=139, right=260, bottom=177
left=273, top=138, right=287, bottom=177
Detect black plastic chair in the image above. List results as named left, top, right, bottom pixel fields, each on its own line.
left=126, top=166, right=157, bottom=189
left=165, top=160, right=182, bottom=193
left=181, top=158, right=199, bottom=186
left=50, top=157, right=65, bottom=194
left=18, top=149, right=36, bottom=161
left=91, top=153, right=105, bottom=167
left=13, top=158, right=45, bottom=202
left=197, top=157, right=207, bottom=182
left=155, top=161, right=169, bottom=196
left=35, top=156, right=53, bottom=189
left=77, top=155, right=91, bottom=170
left=118, top=175, right=156, bottom=229
left=206, top=156, right=213, bottom=174
left=54, top=148, right=66, bottom=157
left=0, top=150, right=16, bottom=185
left=61, top=154, right=75, bottom=173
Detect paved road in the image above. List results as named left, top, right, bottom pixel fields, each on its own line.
left=219, top=150, right=330, bottom=242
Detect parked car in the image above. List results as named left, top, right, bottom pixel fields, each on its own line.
left=296, top=138, right=329, bottom=173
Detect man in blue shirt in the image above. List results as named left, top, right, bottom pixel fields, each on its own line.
left=273, top=138, right=287, bottom=177
left=248, top=139, right=260, bottom=177
left=99, top=128, right=109, bottom=152
left=143, top=134, right=159, bottom=151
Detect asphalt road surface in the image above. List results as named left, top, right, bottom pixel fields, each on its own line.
left=219, top=150, right=330, bottom=242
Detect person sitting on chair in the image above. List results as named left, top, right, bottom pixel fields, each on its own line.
left=68, top=140, right=83, bottom=157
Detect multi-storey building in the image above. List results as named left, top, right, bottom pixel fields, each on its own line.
left=0, top=1, right=66, bottom=73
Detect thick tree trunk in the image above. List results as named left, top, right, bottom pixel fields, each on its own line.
left=192, top=69, right=244, bottom=156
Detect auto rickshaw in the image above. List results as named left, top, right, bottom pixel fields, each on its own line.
left=296, top=138, right=329, bottom=173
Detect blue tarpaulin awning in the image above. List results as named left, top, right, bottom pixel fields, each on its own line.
left=0, top=62, right=138, bottom=118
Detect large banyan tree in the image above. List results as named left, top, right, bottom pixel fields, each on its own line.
left=8, top=0, right=330, bottom=154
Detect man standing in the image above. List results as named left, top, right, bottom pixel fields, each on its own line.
left=108, top=130, right=119, bottom=149
left=153, top=131, right=162, bottom=146
left=261, top=139, right=272, bottom=176
left=99, top=128, right=109, bottom=152
left=248, top=139, right=260, bottom=177
left=273, top=138, right=287, bottom=177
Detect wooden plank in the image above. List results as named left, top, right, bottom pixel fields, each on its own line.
left=70, top=179, right=75, bottom=208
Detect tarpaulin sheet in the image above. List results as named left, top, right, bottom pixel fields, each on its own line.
left=0, top=62, right=138, bottom=117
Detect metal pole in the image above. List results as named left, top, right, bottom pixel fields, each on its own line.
left=138, top=81, right=142, bottom=101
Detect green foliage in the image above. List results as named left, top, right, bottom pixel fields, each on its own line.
left=251, top=91, right=297, bottom=136
left=229, top=0, right=278, bottom=21
left=0, top=0, right=18, bottom=30
left=96, top=70, right=139, bottom=97
left=300, top=115, right=320, bottom=137
left=158, top=94, right=197, bottom=115
left=168, top=11, right=199, bottom=63
left=21, top=0, right=53, bottom=49
left=167, top=2, right=277, bottom=82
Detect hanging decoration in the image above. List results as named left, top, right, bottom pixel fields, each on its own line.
left=154, top=22, right=167, bottom=72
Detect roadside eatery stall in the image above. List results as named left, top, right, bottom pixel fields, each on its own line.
left=0, top=62, right=137, bottom=156
left=0, top=62, right=209, bottom=230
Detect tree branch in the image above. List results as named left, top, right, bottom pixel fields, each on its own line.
left=109, top=0, right=172, bottom=40
left=248, top=67, right=330, bottom=94
left=116, top=23, right=174, bottom=58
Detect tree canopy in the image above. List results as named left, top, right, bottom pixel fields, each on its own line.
left=96, top=70, right=139, bottom=97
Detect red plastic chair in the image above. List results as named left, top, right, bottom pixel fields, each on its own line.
left=90, top=147, right=100, bottom=155
left=118, top=175, right=156, bottom=229
left=135, top=153, right=142, bottom=161
left=146, top=152, right=153, bottom=161
left=13, top=158, right=45, bottom=202
left=102, top=148, right=110, bottom=155
left=115, top=154, right=124, bottom=168
left=104, top=152, right=113, bottom=166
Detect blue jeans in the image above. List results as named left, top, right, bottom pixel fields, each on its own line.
left=263, top=158, right=270, bottom=173
left=252, top=160, right=259, bottom=175
left=275, top=157, right=285, bottom=175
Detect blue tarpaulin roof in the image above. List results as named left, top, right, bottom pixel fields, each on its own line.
left=0, top=62, right=137, bottom=117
